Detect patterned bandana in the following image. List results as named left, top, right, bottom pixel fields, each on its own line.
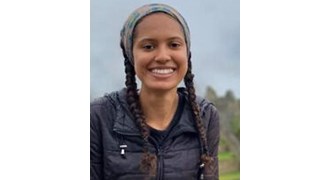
left=120, top=3, right=191, bottom=64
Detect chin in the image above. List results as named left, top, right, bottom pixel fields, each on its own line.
left=142, top=82, right=178, bottom=92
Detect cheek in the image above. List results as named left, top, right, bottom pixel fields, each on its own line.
left=181, top=64, right=188, bottom=76
left=180, top=58, right=189, bottom=76
left=177, top=49, right=188, bottom=62
left=133, top=58, right=148, bottom=78
left=179, top=54, right=188, bottom=70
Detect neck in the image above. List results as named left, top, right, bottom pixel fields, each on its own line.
left=139, top=87, right=179, bottom=130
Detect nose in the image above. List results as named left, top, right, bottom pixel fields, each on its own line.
left=154, top=45, right=170, bottom=63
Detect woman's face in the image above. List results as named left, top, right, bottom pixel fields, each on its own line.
left=132, top=13, right=188, bottom=93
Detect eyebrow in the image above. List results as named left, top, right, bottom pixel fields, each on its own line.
left=136, top=36, right=185, bottom=43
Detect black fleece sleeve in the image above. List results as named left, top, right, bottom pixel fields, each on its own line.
left=205, top=104, right=220, bottom=180
left=90, top=104, right=104, bottom=180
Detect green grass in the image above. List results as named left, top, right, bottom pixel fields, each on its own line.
left=218, top=152, right=235, bottom=161
left=219, top=151, right=239, bottom=179
left=220, top=171, right=240, bottom=180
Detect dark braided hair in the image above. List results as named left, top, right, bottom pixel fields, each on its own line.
left=184, top=53, right=215, bottom=175
left=121, top=41, right=157, bottom=176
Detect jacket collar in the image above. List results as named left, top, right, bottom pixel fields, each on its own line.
left=110, top=88, right=198, bottom=137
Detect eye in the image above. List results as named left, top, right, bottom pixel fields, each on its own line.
left=169, top=42, right=181, bottom=49
left=142, top=44, right=155, bottom=50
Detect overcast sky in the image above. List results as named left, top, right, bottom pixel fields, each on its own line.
left=91, top=0, right=240, bottom=99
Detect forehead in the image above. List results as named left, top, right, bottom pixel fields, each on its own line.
left=133, top=13, right=184, bottom=37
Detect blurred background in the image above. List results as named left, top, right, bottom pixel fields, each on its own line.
left=91, top=0, right=240, bottom=179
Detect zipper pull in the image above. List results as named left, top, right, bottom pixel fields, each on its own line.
left=199, top=163, right=205, bottom=180
left=119, top=144, right=127, bottom=158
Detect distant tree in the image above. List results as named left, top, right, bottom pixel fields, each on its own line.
left=205, top=86, right=218, bottom=103
left=224, top=90, right=235, bottom=102
left=205, top=87, right=240, bottom=160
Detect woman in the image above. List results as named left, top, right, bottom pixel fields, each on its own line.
left=91, top=3, right=220, bottom=180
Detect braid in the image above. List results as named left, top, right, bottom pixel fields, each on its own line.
left=184, top=53, right=215, bottom=174
left=121, top=41, right=157, bottom=176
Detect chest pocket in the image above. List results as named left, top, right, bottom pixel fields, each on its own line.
left=103, top=132, right=150, bottom=180
left=104, top=150, right=147, bottom=179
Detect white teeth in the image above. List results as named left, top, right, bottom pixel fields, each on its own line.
left=151, top=68, right=174, bottom=74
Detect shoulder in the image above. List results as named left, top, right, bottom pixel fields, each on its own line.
left=91, top=88, right=126, bottom=110
left=90, top=93, right=114, bottom=112
left=196, top=96, right=220, bottom=143
left=90, top=88, right=127, bottom=122
left=196, top=95, right=219, bottom=121
left=178, top=87, right=219, bottom=125
left=178, top=87, right=218, bottom=116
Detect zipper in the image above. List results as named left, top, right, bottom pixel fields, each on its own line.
left=157, top=147, right=163, bottom=180
left=148, top=136, right=164, bottom=180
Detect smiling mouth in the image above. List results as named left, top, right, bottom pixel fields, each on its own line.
left=150, top=68, right=175, bottom=74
